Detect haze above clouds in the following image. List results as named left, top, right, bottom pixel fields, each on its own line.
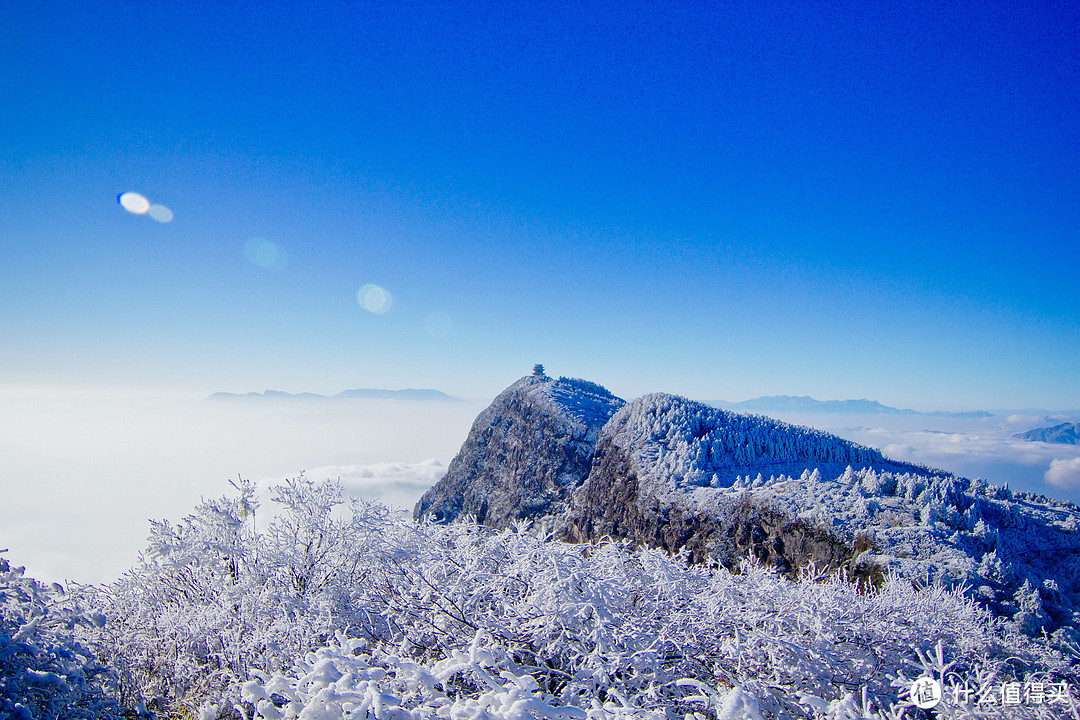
left=0, top=393, right=484, bottom=584
left=4, top=386, right=1079, bottom=585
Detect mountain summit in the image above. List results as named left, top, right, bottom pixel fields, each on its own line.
left=415, top=375, right=623, bottom=526
left=417, top=375, right=1080, bottom=640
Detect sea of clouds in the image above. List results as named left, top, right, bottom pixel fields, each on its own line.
left=2, top=391, right=1077, bottom=585
left=760, top=410, right=1080, bottom=500
left=0, top=392, right=486, bottom=584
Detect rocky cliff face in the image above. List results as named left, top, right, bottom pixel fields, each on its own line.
left=559, top=393, right=919, bottom=583
left=414, top=375, right=624, bottom=526
left=417, top=376, right=1080, bottom=637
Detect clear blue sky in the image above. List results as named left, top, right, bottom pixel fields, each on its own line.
left=2, top=1, right=1078, bottom=410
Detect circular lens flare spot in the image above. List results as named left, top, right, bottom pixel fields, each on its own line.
left=357, top=284, right=392, bottom=314
left=244, top=237, right=287, bottom=271
left=424, top=311, right=453, bottom=338
left=118, top=192, right=150, bottom=214
left=147, top=204, right=174, bottom=223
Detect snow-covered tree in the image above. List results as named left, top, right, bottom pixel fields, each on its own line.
left=80, top=478, right=1079, bottom=719
left=1, top=555, right=125, bottom=719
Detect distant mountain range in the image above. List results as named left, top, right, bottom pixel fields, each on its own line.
left=716, top=394, right=992, bottom=418
left=206, top=388, right=458, bottom=401
left=1014, top=422, right=1080, bottom=445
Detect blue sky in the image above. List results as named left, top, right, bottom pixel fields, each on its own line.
left=2, top=0, right=1078, bottom=409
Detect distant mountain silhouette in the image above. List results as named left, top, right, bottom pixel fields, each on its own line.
left=1014, top=422, right=1080, bottom=445
left=206, top=388, right=458, bottom=401
left=717, top=394, right=991, bottom=418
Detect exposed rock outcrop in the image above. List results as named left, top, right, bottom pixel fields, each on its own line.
left=561, top=434, right=883, bottom=581
left=414, top=376, right=624, bottom=526
left=559, top=393, right=918, bottom=583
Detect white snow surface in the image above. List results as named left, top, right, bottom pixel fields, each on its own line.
left=602, top=393, right=908, bottom=496
left=51, top=477, right=1079, bottom=719
left=592, top=393, right=1080, bottom=633
left=521, top=375, right=626, bottom=442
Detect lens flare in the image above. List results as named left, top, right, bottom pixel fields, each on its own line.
left=244, top=238, right=287, bottom=271
left=357, top=284, right=392, bottom=314
left=118, top=192, right=150, bottom=214
left=147, top=204, right=174, bottom=223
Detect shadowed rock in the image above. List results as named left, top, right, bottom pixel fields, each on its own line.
left=559, top=393, right=907, bottom=584
left=414, top=375, right=624, bottom=526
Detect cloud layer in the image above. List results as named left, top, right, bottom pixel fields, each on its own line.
left=0, top=394, right=482, bottom=584
left=1045, top=457, right=1080, bottom=489
left=251, top=459, right=447, bottom=521
left=4, top=393, right=1078, bottom=586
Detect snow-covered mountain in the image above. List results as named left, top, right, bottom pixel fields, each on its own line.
left=1015, top=421, right=1080, bottom=445
left=13, top=375, right=1077, bottom=719
left=415, top=375, right=624, bottom=526
left=418, top=375, right=1080, bottom=640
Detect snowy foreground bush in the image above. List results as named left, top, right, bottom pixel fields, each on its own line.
left=0, top=556, right=123, bottom=720
left=80, top=477, right=1079, bottom=719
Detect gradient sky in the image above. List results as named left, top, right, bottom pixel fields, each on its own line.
left=2, top=1, right=1078, bottom=410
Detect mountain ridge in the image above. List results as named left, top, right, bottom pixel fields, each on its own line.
left=417, top=375, right=1080, bottom=641
left=414, top=376, right=623, bottom=526
left=1015, top=421, right=1080, bottom=445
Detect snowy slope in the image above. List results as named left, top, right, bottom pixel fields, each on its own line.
left=597, top=392, right=925, bottom=494
left=563, top=392, right=1080, bottom=639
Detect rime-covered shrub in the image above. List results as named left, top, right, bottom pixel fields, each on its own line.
left=0, top=556, right=124, bottom=720
left=84, top=478, right=1079, bottom=719
left=88, top=477, right=398, bottom=712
